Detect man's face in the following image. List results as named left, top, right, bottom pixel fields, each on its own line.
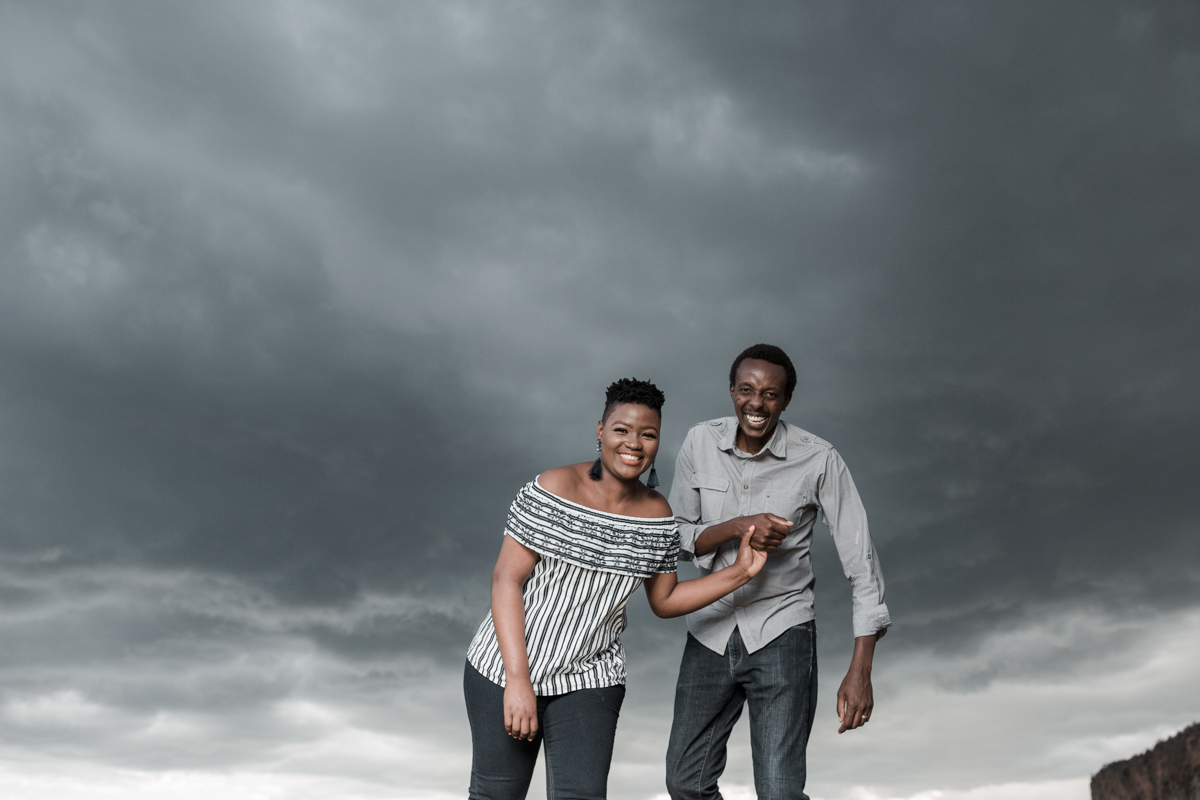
left=730, top=358, right=790, bottom=442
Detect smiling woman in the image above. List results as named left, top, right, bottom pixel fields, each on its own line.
left=462, top=378, right=768, bottom=800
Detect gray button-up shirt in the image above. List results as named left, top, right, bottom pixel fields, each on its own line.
left=670, top=417, right=891, bottom=654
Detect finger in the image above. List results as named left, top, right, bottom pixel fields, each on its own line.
left=839, top=703, right=857, bottom=734
left=519, top=715, right=531, bottom=741
left=751, top=539, right=782, bottom=551
left=505, top=709, right=514, bottom=737
left=528, top=718, right=539, bottom=741
left=852, top=704, right=867, bottom=729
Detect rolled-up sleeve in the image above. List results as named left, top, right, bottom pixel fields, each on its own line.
left=818, top=448, right=891, bottom=639
left=669, top=430, right=717, bottom=571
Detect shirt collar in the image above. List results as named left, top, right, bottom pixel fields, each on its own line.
left=719, top=418, right=788, bottom=459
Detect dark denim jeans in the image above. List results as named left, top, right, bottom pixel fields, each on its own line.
left=464, top=661, right=625, bottom=800
left=665, top=623, right=818, bottom=800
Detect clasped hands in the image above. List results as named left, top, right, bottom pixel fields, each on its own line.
left=733, top=512, right=793, bottom=553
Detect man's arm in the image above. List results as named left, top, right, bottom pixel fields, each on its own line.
left=693, top=515, right=794, bottom=556
left=818, top=447, right=890, bottom=733
left=670, top=427, right=795, bottom=562
left=837, top=633, right=877, bottom=733
left=669, top=430, right=719, bottom=570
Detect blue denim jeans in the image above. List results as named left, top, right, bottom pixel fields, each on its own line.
left=464, top=661, right=625, bottom=800
left=665, top=623, right=818, bottom=800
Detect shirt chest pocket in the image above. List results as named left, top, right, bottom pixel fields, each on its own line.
left=763, top=490, right=801, bottom=526
left=694, top=477, right=731, bottom=522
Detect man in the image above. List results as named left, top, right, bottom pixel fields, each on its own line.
left=665, top=343, right=890, bottom=800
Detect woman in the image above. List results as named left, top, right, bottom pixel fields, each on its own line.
left=464, top=378, right=766, bottom=800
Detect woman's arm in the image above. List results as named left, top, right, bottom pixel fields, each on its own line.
left=644, top=526, right=767, bottom=618
left=490, top=535, right=540, bottom=741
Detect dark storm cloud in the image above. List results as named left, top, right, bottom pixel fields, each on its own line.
left=623, top=0, right=1200, bottom=651
left=0, top=1, right=1198, bottom=797
left=0, top=67, right=532, bottom=604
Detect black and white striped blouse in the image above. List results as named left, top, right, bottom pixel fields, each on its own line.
left=467, top=477, right=679, bottom=695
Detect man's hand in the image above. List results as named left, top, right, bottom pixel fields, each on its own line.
left=694, top=513, right=793, bottom=556
left=741, top=513, right=794, bottom=552
left=836, top=633, right=878, bottom=733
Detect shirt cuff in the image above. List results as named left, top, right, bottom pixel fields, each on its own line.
left=852, top=603, right=892, bottom=639
left=678, top=527, right=717, bottom=571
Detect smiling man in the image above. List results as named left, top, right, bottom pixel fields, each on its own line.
left=665, top=343, right=891, bottom=800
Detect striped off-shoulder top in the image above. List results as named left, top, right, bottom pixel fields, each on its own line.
left=466, top=477, right=679, bottom=695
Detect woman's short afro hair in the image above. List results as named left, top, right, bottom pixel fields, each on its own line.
left=729, top=344, right=797, bottom=399
left=602, top=377, right=665, bottom=422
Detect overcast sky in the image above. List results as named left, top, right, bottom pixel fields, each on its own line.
left=0, top=2, right=1198, bottom=799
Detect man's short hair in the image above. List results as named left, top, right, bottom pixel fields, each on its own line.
left=729, top=344, right=797, bottom=399
left=602, top=377, right=665, bottom=421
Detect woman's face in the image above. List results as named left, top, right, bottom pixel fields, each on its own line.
left=595, top=402, right=661, bottom=482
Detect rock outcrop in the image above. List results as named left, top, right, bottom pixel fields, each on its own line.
left=1091, top=723, right=1200, bottom=800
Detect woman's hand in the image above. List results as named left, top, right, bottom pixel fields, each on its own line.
left=735, top=525, right=769, bottom=579
left=504, top=681, right=538, bottom=741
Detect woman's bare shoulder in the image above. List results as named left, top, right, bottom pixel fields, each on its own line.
left=536, top=464, right=590, bottom=499
left=636, top=490, right=673, bottom=519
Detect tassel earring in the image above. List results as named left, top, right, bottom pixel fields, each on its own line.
left=588, top=438, right=602, bottom=479
left=646, top=461, right=659, bottom=489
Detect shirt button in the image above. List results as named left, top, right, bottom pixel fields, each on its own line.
left=735, top=605, right=742, bottom=611
left=802, top=435, right=811, bottom=442
left=743, top=484, right=748, bottom=489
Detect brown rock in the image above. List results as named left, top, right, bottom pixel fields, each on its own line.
left=1091, top=722, right=1200, bottom=800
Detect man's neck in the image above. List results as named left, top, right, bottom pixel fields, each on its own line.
left=735, top=423, right=777, bottom=455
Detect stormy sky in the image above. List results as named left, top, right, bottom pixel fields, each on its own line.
left=0, top=2, right=1197, bottom=798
